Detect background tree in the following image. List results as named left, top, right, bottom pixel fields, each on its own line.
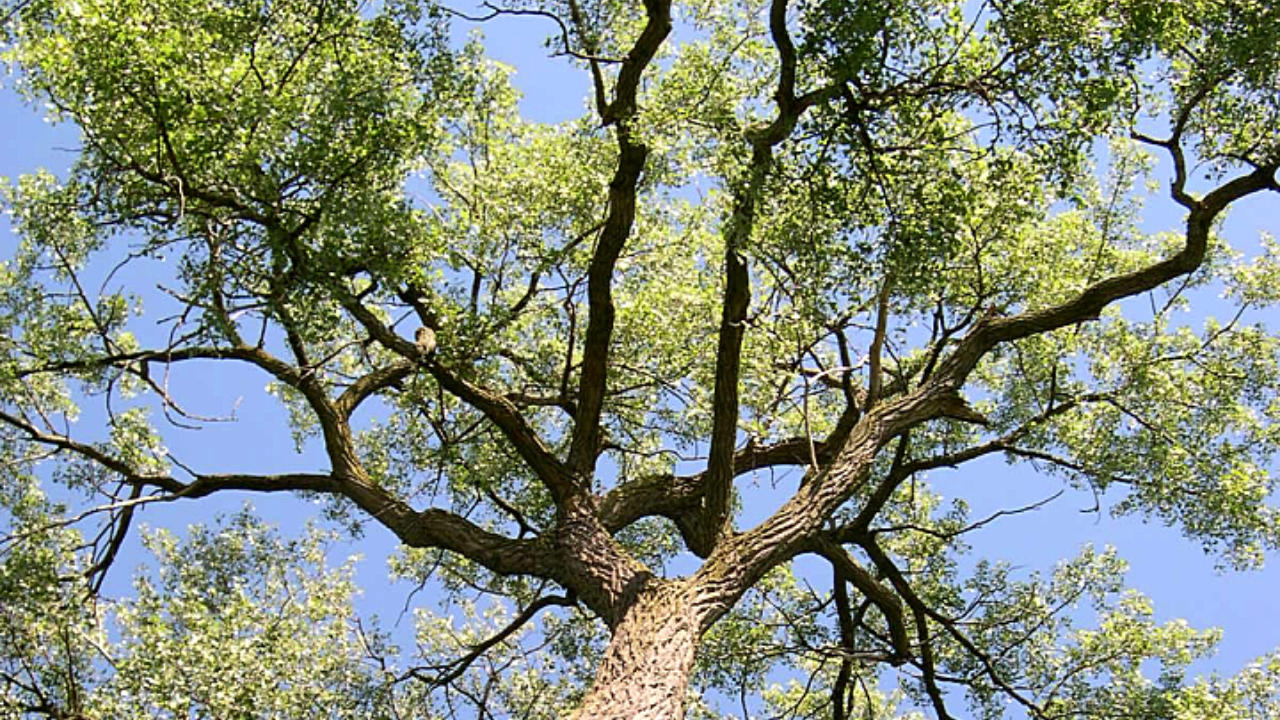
left=1, top=0, right=1280, bottom=717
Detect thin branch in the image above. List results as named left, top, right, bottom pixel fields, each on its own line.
left=860, top=537, right=1045, bottom=719
left=870, top=490, right=1065, bottom=541
left=402, top=593, right=576, bottom=687
left=806, top=536, right=911, bottom=664
left=449, top=4, right=622, bottom=66
left=429, top=364, right=576, bottom=501
left=845, top=397, right=1092, bottom=538
left=855, top=540, right=956, bottom=720
left=83, top=483, right=142, bottom=594
left=1, top=0, right=35, bottom=27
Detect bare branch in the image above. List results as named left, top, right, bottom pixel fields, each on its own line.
left=444, top=3, right=624, bottom=66
left=869, top=490, right=1065, bottom=541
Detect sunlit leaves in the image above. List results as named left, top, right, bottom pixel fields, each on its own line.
left=0, top=479, right=106, bottom=720
left=949, top=547, right=1222, bottom=720
left=0, top=0, right=1278, bottom=715
left=0, top=506, right=404, bottom=719
left=94, top=513, right=396, bottom=719
left=1171, top=651, right=1280, bottom=720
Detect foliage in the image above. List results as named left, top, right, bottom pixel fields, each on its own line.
left=1, top=0, right=1279, bottom=716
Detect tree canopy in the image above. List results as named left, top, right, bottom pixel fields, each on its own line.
left=1, top=0, right=1279, bottom=717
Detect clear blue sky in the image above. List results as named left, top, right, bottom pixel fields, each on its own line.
left=2, top=10, right=1278, bottom=714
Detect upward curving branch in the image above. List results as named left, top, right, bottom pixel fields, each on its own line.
left=566, top=0, right=673, bottom=478
left=697, top=0, right=848, bottom=556
left=932, top=161, right=1280, bottom=390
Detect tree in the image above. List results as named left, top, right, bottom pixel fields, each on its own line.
left=1, top=0, right=1279, bottom=716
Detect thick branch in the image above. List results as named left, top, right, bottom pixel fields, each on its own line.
left=697, top=0, right=851, bottom=554
left=597, top=0, right=673, bottom=127
left=2, top=378, right=557, bottom=582
left=326, top=297, right=649, bottom=621
left=598, top=435, right=842, bottom=534
left=934, top=163, right=1278, bottom=389
left=768, top=0, right=797, bottom=109
left=2, top=413, right=554, bottom=581
left=334, top=360, right=415, bottom=418
left=865, top=276, right=893, bottom=409
left=699, top=154, right=760, bottom=554
left=689, top=386, right=971, bottom=625
left=166, top=472, right=554, bottom=579
left=685, top=168, right=1271, bottom=614
left=20, top=345, right=307, bottom=393
left=597, top=472, right=702, bottom=533
left=749, top=0, right=844, bottom=145
left=567, top=0, right=672, bottom=477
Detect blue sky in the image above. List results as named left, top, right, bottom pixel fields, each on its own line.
left=2, top=9, right=1279, bottom=715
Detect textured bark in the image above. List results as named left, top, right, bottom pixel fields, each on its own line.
left=697, top=147, right=764, bottom=557
left=571, top=580, right=700, bottom=720
left=551, top=501, right=656, bottom=626
left=7, top=3, right=1276, bottom=718
left=566, top=0, right=672, bottom=476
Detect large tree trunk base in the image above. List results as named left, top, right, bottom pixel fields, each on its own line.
left=570, top=580, right=699, bottom=720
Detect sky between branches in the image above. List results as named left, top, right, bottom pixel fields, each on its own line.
left=0, top=7, right=1277, bottom=702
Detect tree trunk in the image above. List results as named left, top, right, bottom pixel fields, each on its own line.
left=571, top=579, right=700, bottom=720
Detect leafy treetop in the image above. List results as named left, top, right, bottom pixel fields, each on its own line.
left=0, top=0, right=1279, bottom=717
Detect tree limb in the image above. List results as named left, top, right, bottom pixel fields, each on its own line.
left=805, top=535, right=911, bottom=664
left=0, top=408, right=555, bottom=581
left=933, top=162, right=1279, bottom=389
left=333, top=287, right=575, bottom=500
left=566, top=0, right=673, bottom=477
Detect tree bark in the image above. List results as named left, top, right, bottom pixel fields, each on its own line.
left=570, top=579, right=700, bottom=720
